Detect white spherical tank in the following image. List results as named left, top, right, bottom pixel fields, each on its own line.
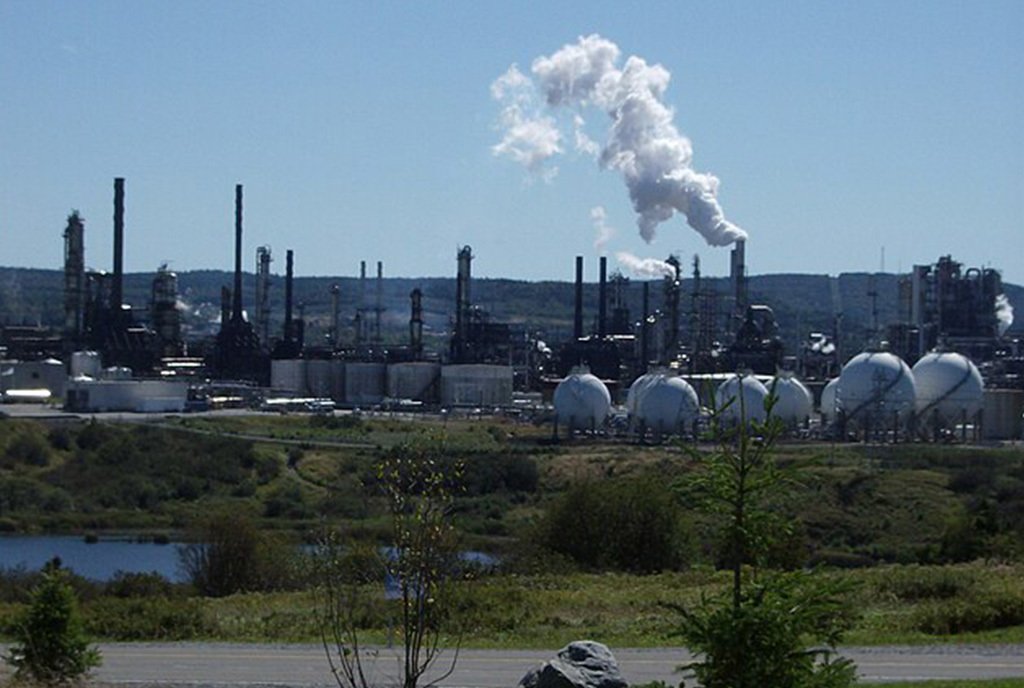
left=715, top=375, right=769, bottom=425
left=836, top=351, right=916, bottom=426
left=554, top=372, right=611, bottom=430
left=768, top=376, right=813, bottom=426
left=635, top=376, right=700, bottom=433
left=912, top=352, right=984, bottom=426
left=626, top=373, right=661, bottom=417
left=819, top=377, right=840, bottom=424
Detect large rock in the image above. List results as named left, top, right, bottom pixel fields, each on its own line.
left=518, top=641, right=627, bottom=688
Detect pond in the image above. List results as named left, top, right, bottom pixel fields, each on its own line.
left=0, top=535, right=186, bottom=582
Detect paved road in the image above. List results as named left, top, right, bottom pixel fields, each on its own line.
left=4, top=643, right=1020, bottom=686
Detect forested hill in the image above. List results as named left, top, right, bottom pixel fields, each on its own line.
left=1, top=266, right=1021, bottom=352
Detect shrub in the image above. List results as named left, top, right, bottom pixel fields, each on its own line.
left=538, top=477, right=688, bottom=573
left=4, top=431, right=51, bottom=466
left=4, top=566, right=102, bottom=684
left=911, top=587, right=1024, bottom=634
left=84, top=596, right=210, bottom=640
left=105, top=571, right=175, bottom=598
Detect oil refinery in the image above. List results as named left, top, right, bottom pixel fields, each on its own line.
left=0, top=178, right=1021, bottom=444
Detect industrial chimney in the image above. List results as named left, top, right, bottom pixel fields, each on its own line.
left=598, top=256, right=608, bottom=338
left=574, top=256, right=583, bottom=341
left=284, top=249, right=294, bottom=342
left=232, top=184, right=244, bottom=324
left=112, top=178, right=125, bottom=316
left=410, top=288, right=423, bottom=359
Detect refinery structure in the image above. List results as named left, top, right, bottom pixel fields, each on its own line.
left=1, top=177, right=1022, bottom=443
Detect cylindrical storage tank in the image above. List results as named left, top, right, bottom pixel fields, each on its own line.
left=554, top=371, right=611, bottom=431
left=344, top=362, right=386, bottom=406
left=819, top=377, right=840, bottom=424
left=440, top=365, right=513, bottom=407
left=912, top=352, right=984, bottom=429
left=70, top=351, right=102, bottom=378
left=271, top=359, right=306, bottom=395
left=836, top=351, right=916, bottom=428
left=768, top=375, right=813, bottom=426
left=635, top=376, right=699, bottom=435
left=387, top=362, right=441, bottom=404
left=304, top=359, right=335, bottom=399
left=715, top=374, right=769, bottom=425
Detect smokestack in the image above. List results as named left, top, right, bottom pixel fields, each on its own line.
left=63, top=211, right=85, bottom=344
left=220, top=286, right=231, bottom=328
left=730, top=238, right=746, bottom=326
left=284, top=249, right=294, bottom=341
left=232, top=184, right=244, bottom=323
left=112, top=178, right=125, bottom=313
left=375, top=261, right=383, bottom=343
left=331, top=283, right=341, bottom=350
left=598, top=256, right=607, bottom=338
left=357, top=260, right=366, bottom=345
left=410, top=288, right=423, bottom=359
left=574, top=256, right=583, bottom=340
left=641, top=281, right=650, bottom=369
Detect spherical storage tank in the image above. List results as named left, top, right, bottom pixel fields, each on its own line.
left=554, top=371, right=611, bottom=430
left=626, top=373, right=661, bottom=416
left=819, top=377, right=840, bottom=424
left=912, top=352, right=984, bottom=426
left=768, top=375, right=813, bottom=426
left=836, top=351, right=916, bottom=426
left=715, top=375, right=769, bottom=425
left=631, top=375, right=700, bottom=434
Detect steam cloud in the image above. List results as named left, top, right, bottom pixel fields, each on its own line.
left=590, top=206, right=615, bottom=253
left=615, top=251, right=677, bottom=278
left=492, top=34, right=747, bottom=247
left=996, top=293, right=1014, bottom=337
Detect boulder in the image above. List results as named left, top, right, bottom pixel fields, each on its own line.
left=518, top=640, right=627, bottom=688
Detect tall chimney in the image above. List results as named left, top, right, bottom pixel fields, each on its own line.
left=284, top=249, right=294, bottom=341
left=112, top=177, right=125, bottom=314
left=330, top=283, right=341, bottom=350
left=357, top=260, right=366, bottom=344
left=232, top=184, right=244, bottom=323
left=641, top=281, right=650, bottom=370
left=410, top=288, right=423, bottom=359
left=598, top=256, right=608, bottom=338
left=574, top=256, right=583, bottom=340
left=375, top=261, right=383, bottom=343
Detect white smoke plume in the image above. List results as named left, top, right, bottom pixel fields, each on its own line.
left=591, top=206, right=615, bottom=253
left=491, top=65, right=562, bottom=181
left=492, top=34, right=747, bottom=247
left=996, top=293, right=1014, bottom=337
left=615, top=251, right=676, bottom=278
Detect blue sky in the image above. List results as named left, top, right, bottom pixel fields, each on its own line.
left=2, top=1, right=1022, bottom=286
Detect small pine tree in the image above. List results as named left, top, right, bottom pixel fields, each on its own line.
left=4, top=564, right=101, bottom=684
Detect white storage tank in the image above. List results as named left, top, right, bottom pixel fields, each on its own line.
left=70, top=351, right=102, bottom=378
left=715, top=374, right=769, bottom=425
left=634, top=375, right=700, bottom=435
left=387, top=362, right=441, bottom=404
left=440, top=365, right=513, bottom=407
left=768, top=375, right=813, bottom=426
left=344, top=362, right=387, bottom=406
left=554, top=371, right=611, bottom=431
left=626, top=372, right=661, bottom=417
left=819, top=377, right=840, bottom=424
left=912, top=352, right=984, bottom=428
left=271, top=359, right=306, bottom=395
left=836, top=350, right=916, bottom=427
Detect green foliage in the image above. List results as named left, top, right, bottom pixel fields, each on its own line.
left=4, top=566, right=101, bottom=684
left=83, top=596, right=210, bottom=640
left=676, top=572, right=857, bottom=688
left=676, top=397, right=857, bottom=688
left=3, top=431, right=52, bottom=467
left=179, top=510, right=300, bottom=597
left=537, top=477, right=688, bottom=573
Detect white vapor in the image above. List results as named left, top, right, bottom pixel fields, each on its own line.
left=491, top=65, right=562, bottom=181
left=996, top=293, right=1014, bottom=337
left=615, top=251, right=676, bottom=278
left=591, top=206, right=615, bottom=253
left=492, top=34, right=747, bottom=247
